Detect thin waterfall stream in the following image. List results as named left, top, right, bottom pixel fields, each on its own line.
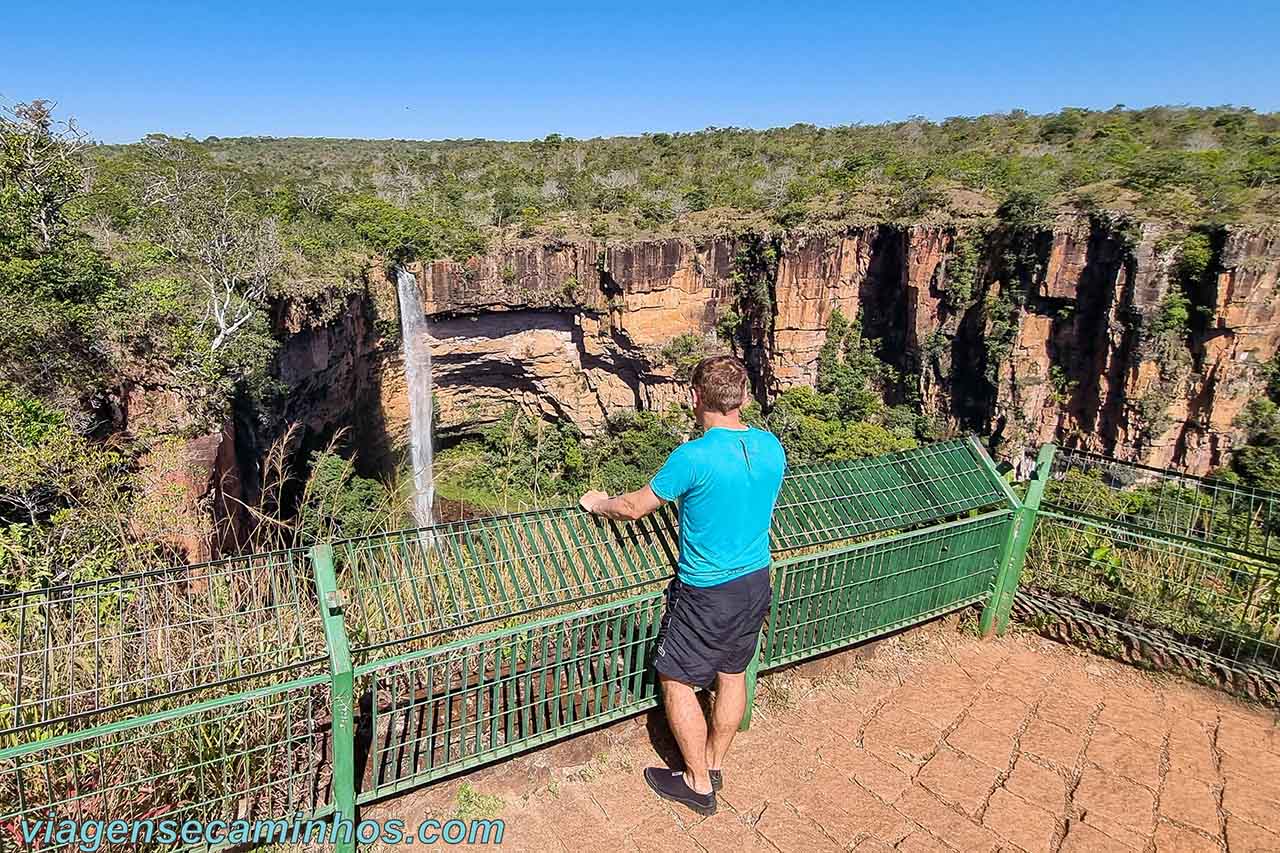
left=395, top=267, right=435, bottom=528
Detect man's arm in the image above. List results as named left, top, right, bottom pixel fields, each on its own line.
left=579, top=485, right=663, bottom=521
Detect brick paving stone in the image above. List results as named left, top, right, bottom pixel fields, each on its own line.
left=628, top=811, right=703, bottom=853
left=754, top=802, right=842, bottom=853
left=1003, top=755, right=1068, bottom=809
left=981, top=788, right=1058, bottom=853
left=1165, top=720, right=1220, bottom=783
left=1097, top=700, right=1168, bottom=747
left=456, top=802, right=564, bottom=853
left=1161, top=690, right=1225, bottom=726
left=1159, top=772, right=1220, bottom=837
left=895, top=678, right=977, bottom=730
left=1059, top=819, right=1139, bottom=852
left=965, top=690, right=1032, bottom=732
left=802, top=764, right=916, bottom=844
left=945, top=716, right=1016, bottom=770
left=783, top=788, right=875, bottom=845
left=816, top=735, right=862, bottom=768
left=1225, top=814, right=1280, bottom=853
left=717, top=742, right=814, bottom=814
left=1082, top=811, right=1154, bottom=852
left=995, top=666, right=1053, bottom=703
left=1220, top=750, right=1280, bottom=803
left=916, top=747, right=1001, bottom=817
left=1221, top=775, right=1280, bottom=831
left=1037, top=689, right=1097, bottom=732
left=686, top=810, right=776, bottom=852
left=842, top=746, right=914, bottom=804
left=587, top=767, right=661, bottom=834
left=1216, top=708, right=1280, bottom=757
left=851, top=839, right=897, bottom=853
left=786, top=788, right=864, bottom=846
left=954, top=635, right=1011, bottom=665
left=1086, top=724, right=1162, bottom=788
left=553, top=787, right=635, bottom=852
left=1074, top=768, right=1156, bottom=835
left=863, top=705, right=941, bottom=773
left=892, top=786, right=1000, bottom=853
left=1019, top=716, right=1086, bottom=770
left=1151, top=820, right=1223, bottom=853
left=1105, top=681, right=1168, bottom=716
left=894, top=830, right=952, bottom=853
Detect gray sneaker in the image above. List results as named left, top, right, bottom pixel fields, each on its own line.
left=709, top=769, right=723, bottom=792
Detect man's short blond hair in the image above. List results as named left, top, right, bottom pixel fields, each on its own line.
left=691, top=355, right=750, bottom=414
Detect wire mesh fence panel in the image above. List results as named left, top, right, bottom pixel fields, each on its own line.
left=1023, top=513, right=1280, bottom=678
left=355, top=594, right=665, bottom=802
left=0, top=675, right=332, bottom=852
left=1044, top=448, right=1280, bottom=561
left=0, top=548, right=325, bottom=738
left=763, top=512, right=1010, bottom=668
left=333, top=440, right=1015, bottom=663
left=771, top=438, right=1011, bottom=552
left=332, top=509, right=679, bottom=660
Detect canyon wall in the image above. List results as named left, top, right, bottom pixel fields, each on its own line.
left=280, top=217, right=1280, bottom=476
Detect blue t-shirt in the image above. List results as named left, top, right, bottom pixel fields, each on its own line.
left=649, top=426, right=786, bottom=587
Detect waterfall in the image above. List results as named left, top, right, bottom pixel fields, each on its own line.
left=395, top=267, right=435, bottom=528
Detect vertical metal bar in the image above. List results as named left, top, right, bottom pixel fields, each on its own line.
left=738, top=630, right=763, bottom=731
left=311, top=544, right=357, bottom=853
left=981, top=443, right=1056, bottom=637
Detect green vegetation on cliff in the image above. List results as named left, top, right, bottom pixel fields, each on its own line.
left=158, top=105, right=1280, bottom=240
left=433, top=309, right=920, bottom=512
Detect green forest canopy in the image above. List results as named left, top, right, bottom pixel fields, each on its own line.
left=172, top=104, right=1280, bottom=235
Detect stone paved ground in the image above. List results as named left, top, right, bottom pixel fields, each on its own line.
left=365, top=624, right=1280, bottom=853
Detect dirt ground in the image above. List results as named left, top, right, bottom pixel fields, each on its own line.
left=363, top=620, right=1280, bottom=852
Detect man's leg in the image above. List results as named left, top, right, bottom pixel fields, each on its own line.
left=706, top=670, right=746, bottom=772
left=659, top=673, right=713, bottom=794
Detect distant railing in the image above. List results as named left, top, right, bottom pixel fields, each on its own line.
left=1022, top=447, right=1280, bottom=695
left=0, top=436, right=1029, bottom=852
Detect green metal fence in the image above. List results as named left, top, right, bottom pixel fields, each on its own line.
left=0, top=436, right=1028, bottom=851
left=0, top=549, right=333, bottom=850
left=1022, top=447, right=1280, bottom=693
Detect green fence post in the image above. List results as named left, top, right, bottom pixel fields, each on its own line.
left=313, top=543, right=357, bottom=853
left=738, top=632, right=763, bottom=731
left=981, top=443, right=1056, bottom=637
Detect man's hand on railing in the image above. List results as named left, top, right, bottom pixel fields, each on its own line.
left=579, top=486, right=663, bottom=521
left=579, top=490, right=610, bottom=513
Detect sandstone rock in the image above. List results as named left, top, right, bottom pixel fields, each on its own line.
left=277, top=218, right=1280, bottom=480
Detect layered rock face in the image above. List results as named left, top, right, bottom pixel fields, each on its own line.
left=283, top=218, right=1280, bottom=476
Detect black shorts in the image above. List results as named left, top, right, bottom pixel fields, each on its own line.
left=654, top=566, right=772, bottom=688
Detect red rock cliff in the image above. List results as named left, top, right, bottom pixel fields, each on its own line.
left=284, top=218, right=1280, bottom=475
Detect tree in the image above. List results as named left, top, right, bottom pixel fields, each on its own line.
left=141, top=137, right=282, bottom=351
left=0, top=100, right=88, bottom=252
left=0, top=101, right=116, bottom=412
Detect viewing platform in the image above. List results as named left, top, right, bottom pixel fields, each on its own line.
left=2, top=437, right=1277, bottom=852
left=366, top=626, right=1278, bottom=852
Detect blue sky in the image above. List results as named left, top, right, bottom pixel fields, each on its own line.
left=4, top=1, right=1279, bottom=144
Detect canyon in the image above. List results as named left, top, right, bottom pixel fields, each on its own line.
left=135, top=214, right=1280, bottom=558
left=270, top=215, right=1280, bottom=480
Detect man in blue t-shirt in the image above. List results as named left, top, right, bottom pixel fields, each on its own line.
left=579, top=355, right=786, bottom=816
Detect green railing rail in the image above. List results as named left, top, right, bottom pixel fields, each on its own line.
left=1023, top=446, right=1280, bottom=691
left=1, top=436, right=1034, bottom=851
